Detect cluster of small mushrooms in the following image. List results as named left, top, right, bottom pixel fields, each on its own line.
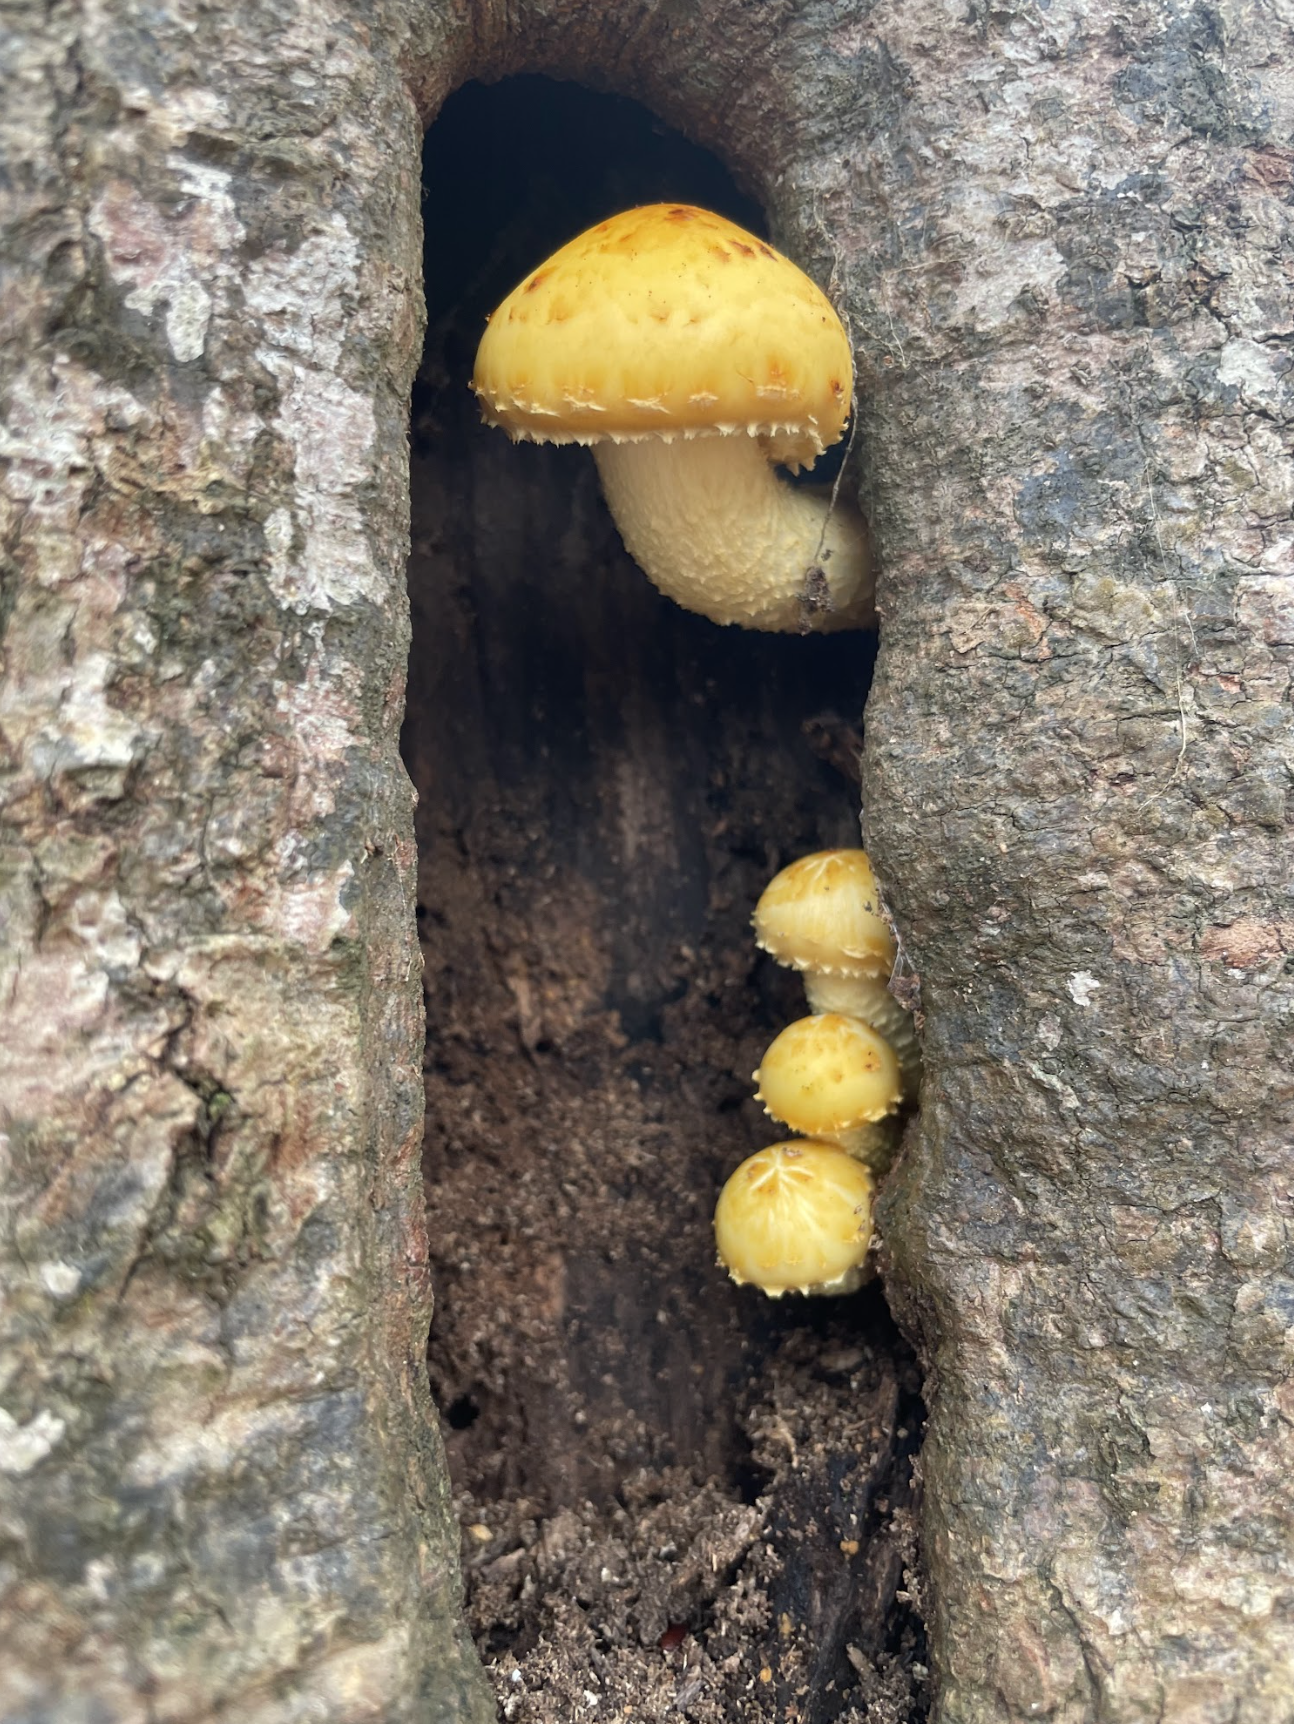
left=473, top=211, right=912, bottom=1294
left=713, top=850, right=919, bottom=1297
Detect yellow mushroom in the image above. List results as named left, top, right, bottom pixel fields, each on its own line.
left=753, top=848, right=894, bottom=977
left=713, top=1140, right=875, bottom=1297
left=753, top=1009, right=903, bottom=1166
left=715, top=867, right=918, bottom=1298
left=753, top=849, right=920, bottom=1101
left=472, top=205, right=871, bottom=633
left=750, top=1013, right=903, bottom=1174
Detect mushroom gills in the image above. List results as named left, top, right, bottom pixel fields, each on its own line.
left=594, top=435, right=872, bottom=632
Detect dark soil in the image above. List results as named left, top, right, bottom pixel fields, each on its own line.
left=404, top=77, right=928, bottom=1724
left=455, top=1321, right=926, bottom=1724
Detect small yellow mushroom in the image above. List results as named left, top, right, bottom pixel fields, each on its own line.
left=754, top=1013, right=902, bottom=1137
left=715, top=852, right=920, bottom=1300
left=714, top=1140, right=875, bottom=1296
left=753, top=849, right=895, bottom=979
left=753, top=848, right=920, bottom=1100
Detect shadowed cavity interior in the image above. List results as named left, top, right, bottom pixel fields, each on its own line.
left=403, top=75, right=926, bottom=1723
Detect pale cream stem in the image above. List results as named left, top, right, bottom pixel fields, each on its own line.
left=820, top=1118, right=903, bottom=1175
left=593, top=435, right=872, bottom=632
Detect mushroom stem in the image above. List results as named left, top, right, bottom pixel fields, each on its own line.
left=819, top=1118, right=903, bottom=1175
left=593, top=435, right=872, bottom=633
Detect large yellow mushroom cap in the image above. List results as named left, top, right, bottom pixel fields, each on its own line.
left=472, top=204, right=852, bottom=465
left=714, top=1140, right=874, bottom=1296
left=753, top=848, right=896, bottom=979
left=754, top=1013, right=903, bottom=1135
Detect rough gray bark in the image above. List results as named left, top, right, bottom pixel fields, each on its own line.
left=0, top=3, right=490, bottom=1719
left=2, top=1, right=1290, bottom=1722
left=857, top=3, right=1294, bottom=1716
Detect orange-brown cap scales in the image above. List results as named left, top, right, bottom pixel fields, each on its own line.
left=472, top=206, right=871, bottom=632
left=473, top=203, right=852, bottom=456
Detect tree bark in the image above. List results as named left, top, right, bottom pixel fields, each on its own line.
left=2, top=0, right=1290, bottom=1720
left=846, top=5, right=1294, bottom=1717
left=0, top=4, right=490, bottom=1718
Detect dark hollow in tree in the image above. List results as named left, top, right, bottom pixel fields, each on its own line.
left=403, top=77, right=927, bottom=1722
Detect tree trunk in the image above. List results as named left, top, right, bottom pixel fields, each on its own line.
left=0, top=5, right=490, bottom=1720
left=849, top=6, right=1294, bottom=1716
left=2, top=2, right=1290, bottom=1722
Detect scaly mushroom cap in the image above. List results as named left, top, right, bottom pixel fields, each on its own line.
left=472, top=204, right=852, bottom=466
left=714, top=1140, right=874, bottom=1297
left=753, top=849, right=895, bottom=978
left=754, top=1013, right=903, bottom=1136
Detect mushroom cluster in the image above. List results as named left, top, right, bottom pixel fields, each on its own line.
left=472, top=204, right=871, bottom=633
left=713, top=850, right=920, bottom=1298
left=471, top=213, right=899, bottom=1293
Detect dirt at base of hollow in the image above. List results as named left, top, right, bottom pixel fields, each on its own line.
left=454, top=1308, right=927, bottom=1724
left=418, top=855, right=927, bottom=1723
